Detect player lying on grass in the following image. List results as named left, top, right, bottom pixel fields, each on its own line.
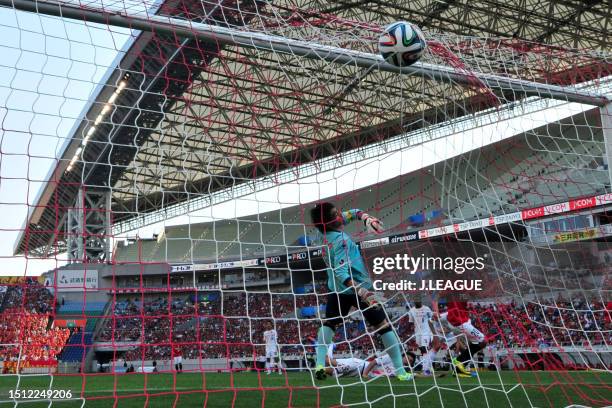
left=311, top=202, right=411, bottom=381
left=326, top=344, right=413, bottom=379
left=323, top=351, right=367, bottom=378
left=433, top=299, right=486, bottom=376
left=361, top=351, right=415, bottom=378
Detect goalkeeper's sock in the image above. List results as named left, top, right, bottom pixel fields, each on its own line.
left=315, top=326, right=335, bottom=367
left=381, top=331, right=408, bottom=377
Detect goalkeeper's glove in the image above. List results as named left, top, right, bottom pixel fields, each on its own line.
left=356, top=286, right=386, bottom=309
left=360, top=213, right=384, bottom=234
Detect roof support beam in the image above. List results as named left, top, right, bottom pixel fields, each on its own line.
left=2, top=0, right=608, bottom=107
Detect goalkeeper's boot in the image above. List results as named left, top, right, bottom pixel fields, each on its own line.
left=397, top=372, right=413, bottom=381
left=452, top=358, right=472, bottom=376
left=315, top=365, right=327, bottom=381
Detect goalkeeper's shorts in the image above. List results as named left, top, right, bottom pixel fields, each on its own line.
left=323, top=292, right=386, bottom=330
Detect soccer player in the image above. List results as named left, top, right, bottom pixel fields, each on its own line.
left=434, top=300, right=486, bottom=376
left=172, top=345, right=183, bottom=373
left=362, top=351, right=415, bottom=378
left=324, top=352, right=367, bottom=378
left=324, top=343, right=374, bottom=378
left=310, top=202, right=411, bottom=381
left=407, top=300, right=435, bottom=375
left=263, top=322, right=282, bottom=375
left=431, top=311, right=465, bottom=374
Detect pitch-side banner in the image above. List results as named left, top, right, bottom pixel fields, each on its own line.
left=361, top=192, right=612, bottom=245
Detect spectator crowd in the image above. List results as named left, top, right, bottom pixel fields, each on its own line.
left=0, top=283, right=70, bottom=370
left=96, top=289, right=611, bottom=363
left=0, top=280, right=609, bottom=370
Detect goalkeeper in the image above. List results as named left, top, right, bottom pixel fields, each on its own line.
left=310, top=202, right=411, bottom=381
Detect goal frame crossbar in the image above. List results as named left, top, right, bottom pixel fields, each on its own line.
left=1, top=0, right=609, bottom=107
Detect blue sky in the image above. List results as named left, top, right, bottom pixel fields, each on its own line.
left=0, top=6, right=132, bottom=276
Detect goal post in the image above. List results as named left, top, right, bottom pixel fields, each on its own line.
left=1, top=0, right=608, bottom=107
left=601, top=102, right=612, bottom=184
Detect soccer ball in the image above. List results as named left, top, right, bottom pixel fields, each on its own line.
left=378, top=21, right=426, bottom=67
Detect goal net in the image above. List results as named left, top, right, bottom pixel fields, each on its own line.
left=0, top=0, right=610, bottom=406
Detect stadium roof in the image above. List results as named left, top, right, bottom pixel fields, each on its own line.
left=318, top=0, right=611, bottom=51
left=12, top=0, right=612, bottom=256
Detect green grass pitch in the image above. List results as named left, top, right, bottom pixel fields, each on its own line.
left=0, top=371, right=610, bottom=407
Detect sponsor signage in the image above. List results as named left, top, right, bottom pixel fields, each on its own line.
left=595, top=193, right=612, bottom=206
left=552, top=224, right=612, bottom=244
left=54, top=319, right=86, bottom=328
left=195, top=259, right=259, bottom=271
left=168, top=193, right=611, bottom=272
left=467, top=219, right=488, bottom=229
left=263, top=255, right=282, bottom=265
left=493, top=212, right=521, bottom=224
left=289, top=251, right=309, bottom=261
left=310, top=248, right=323, bottom=258
left=55, top=270, right=98, bottom=292
left=521, top=206, right=544, bottom=220
left=553, top=228, right=598, bottom=243
left=259, top=249, right=331, bottom=265
left=389, top=232, right=418, bottom=244
left=0, top=276, right=39, bottom=284
left=569, top=197, right=596, bottom=210
left=544, top=202, right=569, bottom=215
left=360, top=237, right=390, bottom=249
left=172, top=249, right=326, bottom=272
left=171, top=264, right=194, bottom=273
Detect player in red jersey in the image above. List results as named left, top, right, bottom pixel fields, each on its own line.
left=172, top=345, right=183, bottom=373
left=434, top=300, right=486, bottom=376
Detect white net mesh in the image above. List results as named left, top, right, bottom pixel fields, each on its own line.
left=0, top=0, right=610, bottom=406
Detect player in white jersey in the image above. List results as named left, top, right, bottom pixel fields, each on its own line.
left=324, top=344, right=366, bottom=377
left=408, top=300, right=435, bottom=375
left=263, top=323, right=282, bottom=375
left=328, top=357, right=367, bottom=377
left=408, top=301, right=434, bottom=346
left=362, top=352, right=415, bottom=378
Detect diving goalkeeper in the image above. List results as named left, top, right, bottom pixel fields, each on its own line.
left=311, top=202, right=411, bottom=381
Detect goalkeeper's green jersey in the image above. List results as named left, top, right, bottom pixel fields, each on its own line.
left=321, top=209, right=373, bottom=294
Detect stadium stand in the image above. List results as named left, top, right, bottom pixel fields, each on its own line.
left=0, top=278, right=612, bottom=369
left=113, top=134, right=608, bottom=265
left=57, top=300, right=107, bottom=363
left=93, top=289, right=610, bottom=370
left=101, top=129, right=611, bottom=373
left=0, top=282, right=70, bottom=372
